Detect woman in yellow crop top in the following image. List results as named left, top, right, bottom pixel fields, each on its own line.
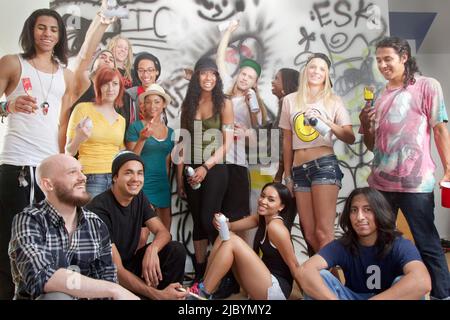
left=66, top=67, right=126, bottom=197
left=176, top=57, right=234, bottom=282
left=279, top=53, right=355, bottom=255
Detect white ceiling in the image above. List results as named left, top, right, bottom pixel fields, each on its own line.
left=389, top=0, right=450, bottom=54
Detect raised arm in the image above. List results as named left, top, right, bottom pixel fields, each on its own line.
left=216, top=20, right=239, bottom=80
left=72, top=0, right=116, bottom=99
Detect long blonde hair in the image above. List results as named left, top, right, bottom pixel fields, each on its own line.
left=295, top=56, right=335, bottom=112
left=107, top=35, right=133, bottom=80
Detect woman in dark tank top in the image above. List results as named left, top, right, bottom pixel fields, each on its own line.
left=187, top=182, right=302, bottom=300
left=176, top=57, right=234, bottom=283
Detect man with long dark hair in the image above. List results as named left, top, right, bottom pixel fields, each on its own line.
left=359, top=36, right=450, bottom=300
left=0, top=9, right=74, bottom=299
left=299, top=187, right=431, bottom=300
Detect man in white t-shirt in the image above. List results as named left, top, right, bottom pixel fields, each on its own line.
left=214, top=20, right=268, bottom=299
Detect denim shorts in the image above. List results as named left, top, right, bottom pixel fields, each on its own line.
left=292, top=154, right=343, bottom=192
left=85, top=173, right=112, bottom=198
left=267, top=275, right=288, bottom=300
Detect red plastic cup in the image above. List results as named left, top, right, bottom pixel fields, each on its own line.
left=441, top=182, right=450, bottom=208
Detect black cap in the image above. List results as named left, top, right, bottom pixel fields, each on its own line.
left=306, top=52, right=331, bottom=69
left=194, top=57, right=218, bottom=73
left=133, top=52, right=162, bottom=82
left=111, top=151, right=145, bottom=178
left=306, top=53, right=333, bottom=87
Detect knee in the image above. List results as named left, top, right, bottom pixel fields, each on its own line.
left=315, top=228, right=334, bottom=247
left=36, top=292, right=75, bottom=300
left=302, top=229, right=316, bottom=245
left=229, top=233, right=242, bottom=245
left=318, top=269, right=337, bottom=283
left=166, top=241, right=187, bottom=262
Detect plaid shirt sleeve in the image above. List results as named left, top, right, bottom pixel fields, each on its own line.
left=96, top=221, right=117, bottom=283
left=8, top=212, right=58, bottom=298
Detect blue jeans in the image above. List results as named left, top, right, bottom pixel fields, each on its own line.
left=304, top=270, right=405, bottom=300
left=85, top=173, right=112, bottom=198
left=292, top=154, right=343, bottom=192
left=379, top=191, right=450, bottom=299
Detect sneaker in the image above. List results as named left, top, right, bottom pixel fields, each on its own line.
left=212, top=276, right=240, bottom=299
left=187, top=282, right=211, bottom=300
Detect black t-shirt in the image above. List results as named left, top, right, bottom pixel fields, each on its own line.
left=116, top=91, right=133, bottom=132
left=86, top=189, right=156, bottom=265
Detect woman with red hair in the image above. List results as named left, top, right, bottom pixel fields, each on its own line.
left=66, top=66, right=126, bottom=197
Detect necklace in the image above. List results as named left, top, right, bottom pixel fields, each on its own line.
left=29, top=59, right=55, bottom=116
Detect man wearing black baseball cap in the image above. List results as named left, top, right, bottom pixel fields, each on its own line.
left=87, top=151, right=187, bottom=299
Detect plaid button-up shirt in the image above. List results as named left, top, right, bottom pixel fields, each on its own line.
left=8, top=200, right=117, bottom=300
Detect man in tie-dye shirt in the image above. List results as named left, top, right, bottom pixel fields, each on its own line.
left=359, top=37, right=450, bottom=300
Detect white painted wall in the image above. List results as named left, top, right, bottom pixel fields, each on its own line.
left=0, top=0, right=50, bottom=150
left=0, top=0, right=50, bottom=55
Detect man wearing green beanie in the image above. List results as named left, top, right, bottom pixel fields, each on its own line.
left=213, top=19, right=269, bottom=299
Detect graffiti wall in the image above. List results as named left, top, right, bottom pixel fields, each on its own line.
left=51, top=0, right=389, bottom=267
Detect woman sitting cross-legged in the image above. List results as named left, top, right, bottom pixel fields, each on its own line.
left=188, top=182, right=301, bottom=300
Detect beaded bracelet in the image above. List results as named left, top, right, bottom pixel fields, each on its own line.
left=0, top=101, right=9, bottom=118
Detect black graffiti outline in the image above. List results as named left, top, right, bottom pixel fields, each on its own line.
left=194, top=0, right=246, bottom=22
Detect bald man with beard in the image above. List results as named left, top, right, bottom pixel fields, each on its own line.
left=8, top=154, right=138, bottom=300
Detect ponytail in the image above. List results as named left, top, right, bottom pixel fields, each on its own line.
left=404, top=56, right=420, bottom=88
left=376, top=37, right=421, bottom=88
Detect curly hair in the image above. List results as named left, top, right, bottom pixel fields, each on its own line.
left=376, top=37, right=421, bottom=88
left=339, top=187, right=402, bottom=260
left=180, top=70, right=226, bottom=133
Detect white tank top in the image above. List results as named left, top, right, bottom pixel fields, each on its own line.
left=0, top=55, right=66, bottom=166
